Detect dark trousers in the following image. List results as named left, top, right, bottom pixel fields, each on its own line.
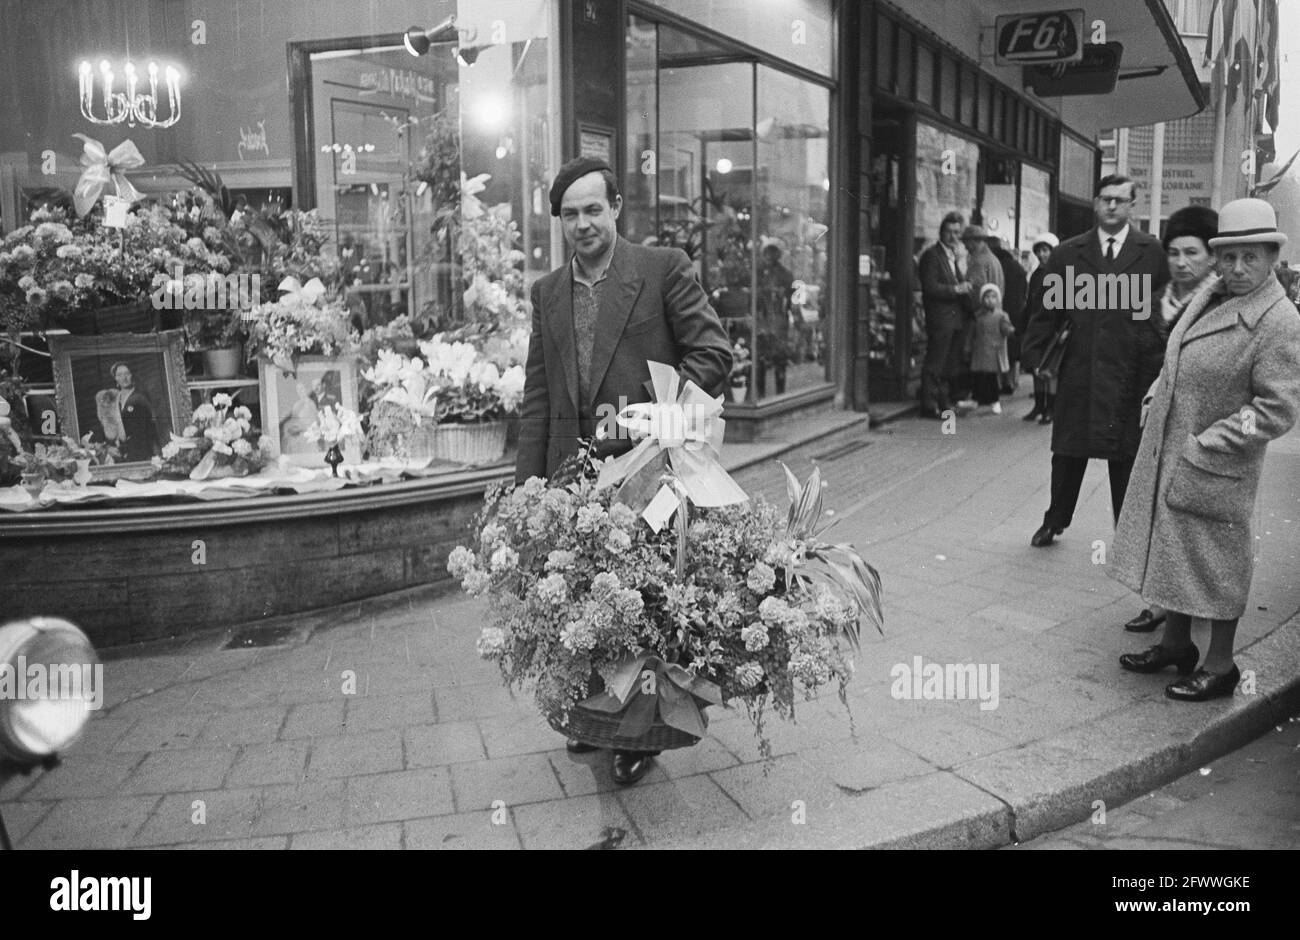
left=1043, top=454, right=1133, bottom=530
left=921, top=323, right=960, bottom=413
left=971, top=372, right=1001, bottom=405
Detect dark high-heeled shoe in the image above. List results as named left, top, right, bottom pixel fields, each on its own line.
left=1166, top=665, right=1240, bottom=702
left=1124, top=608, right=1168, bottom=633
left=1119, top=643, right=1199, bottom=675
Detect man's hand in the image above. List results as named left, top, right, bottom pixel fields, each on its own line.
left=955, top=281, right=972, bottom=295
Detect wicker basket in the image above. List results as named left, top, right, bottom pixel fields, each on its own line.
left=545, top=671, right=709, bottom=752
left=546, top=703, right=705, bottom=752
left=408, top=420, right=507, bottom=464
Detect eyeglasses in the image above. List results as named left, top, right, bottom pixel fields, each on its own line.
left=1097, top=196, right=1134, bottom=206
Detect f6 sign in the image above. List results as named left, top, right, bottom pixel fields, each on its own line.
left=994, top=10, right=1084, bottom=66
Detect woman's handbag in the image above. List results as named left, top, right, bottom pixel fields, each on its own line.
left=1035, top=321, right=1072, bottom=394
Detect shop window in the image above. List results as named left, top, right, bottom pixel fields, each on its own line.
left=624, top=16, right=832, bottom=404
left=646, top=0, right=834, bottom=76
left=1060, top=131, right=1098, bottom=202
left=895, top=30, right=915, bottom=101
left=876, top=17, right=895, bottom=91
left=959, top=67, right=977, bottom=127
left=979, top=79, right=994, bottom=137
left=939, top=55, right=959, bottom=120
left=914, top=121, right=978, bottom=244
left=1018, top=164, right=1052, bottom=250
left=916, top=44, right=935, bottom=110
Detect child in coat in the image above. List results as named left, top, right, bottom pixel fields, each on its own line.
left=967, top=283, right=1015, bottom=414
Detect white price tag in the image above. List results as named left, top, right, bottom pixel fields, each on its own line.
left=102, top=195, right=129, bottom=228
left=641, top=485, right=681, bottom=533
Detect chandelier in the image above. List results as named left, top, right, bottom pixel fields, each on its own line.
left=78, top=59, right=182, bottom=128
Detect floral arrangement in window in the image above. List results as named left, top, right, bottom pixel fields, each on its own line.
left=242, top=277, right=357, bottom=370
left=0, top=205, right=225, bottom=366
left=447, top=456, right=884, bottom=758
left=362, top=335, right=525, bottom=427
left=304, top=404, right=363, bottom=448
left=11, top=434, right=116, bottom=484
left=154, top=393, right=273, bottom=480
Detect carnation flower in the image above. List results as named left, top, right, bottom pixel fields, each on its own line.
left=590, top=571, right=622, bottom=599
left=73, top=272, right=95, bottom=289
left=544, top=549, right=576, bottom=571
left=462, top=569, right=491, bottom=596
left=489, top=545, right=519, bottom=574
left=56, top=244, right=84, bottom=259
left=233, top=406, right=252, bottom=421
left=182, top=425, right=198, bottom=437
left=50, top=280, right=74, bottom=301
left=604, top=527, right=632, bottom=554
left=212, top=441, right=234, bottom=457
left=10, top=245, right=35, bottom=262
left=740, top=622, right=770, bottom=652
left=447, top=545, right=477, bottom=580
left=231, top=439, right=253, bottom=458
left=559, top=620, right=597, bottom=653
left=758, top=595, right=793, bottom=626
left=746, top=561, right=776, bottom=594
left=17, top=275, right=35, bottom=291
left=535, top=572, right=568, bottom=605
left=609, top=503, right=637, bottom=529
left=575, top=504, right=607, bottom=534
left=735, top=662, right=765, bottom=690
left=212, top=392, right=234, bottom=409
left=614, top=588, right=644, bottom=618
left=476, top=626, right=506, bottom=657
left=479, top=522, right=506, bottom=551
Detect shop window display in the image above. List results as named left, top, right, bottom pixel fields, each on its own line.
left=0, top=0, right=558, bottom=503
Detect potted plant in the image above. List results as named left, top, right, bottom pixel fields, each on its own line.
left=361, top=336, right=525, bottom=464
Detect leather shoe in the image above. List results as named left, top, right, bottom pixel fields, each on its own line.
left=565, top=737, right=599, bottom=754
left=1038, top=413, right=1052, bottom=425
left=1119, top=643, right=1199, bottom=675
left=1124, top=608, right=1167, bottom=633
left=1022, top=408, right=1041, bottom=421
left=1030, top=524, right=1062, bottom=547
left=1166, top=665, right=1240, bottom=702
left=611, top=750, right=657, bottom=785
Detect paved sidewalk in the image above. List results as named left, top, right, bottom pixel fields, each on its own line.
left=3, top=387, right=1298, bottom=849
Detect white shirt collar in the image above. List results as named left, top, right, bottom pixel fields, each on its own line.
left=1099, top=224, right=1130, bottom=258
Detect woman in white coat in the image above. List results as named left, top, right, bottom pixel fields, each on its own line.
left=1110, top=199, right=1300, bottom=701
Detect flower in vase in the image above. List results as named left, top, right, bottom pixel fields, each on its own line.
left=735, top=662, right=765, bottom=690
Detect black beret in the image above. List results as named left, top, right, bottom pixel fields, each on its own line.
left=549, top=157, right=614, bottom=217
left=1162, top=205, right=1218, bottom=251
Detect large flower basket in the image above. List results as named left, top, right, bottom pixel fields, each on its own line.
left=408, top=420, right=507, bottom=464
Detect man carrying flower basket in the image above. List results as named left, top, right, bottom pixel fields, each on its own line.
left=510, top=157, right=733, bottom=783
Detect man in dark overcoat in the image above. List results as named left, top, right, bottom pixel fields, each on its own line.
left=1021, top=175, right=1169, bottom=546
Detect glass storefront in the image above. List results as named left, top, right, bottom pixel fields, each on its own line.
left=0, top=0, right=560, bottom=421
left=623, top=9, right=833, bottom=404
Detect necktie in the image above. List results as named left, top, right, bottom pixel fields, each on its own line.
left=1106, top=237, right=1116, bottom=262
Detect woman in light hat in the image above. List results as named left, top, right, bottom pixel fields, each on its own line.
left=1110, top=198, right=1300, bottom=701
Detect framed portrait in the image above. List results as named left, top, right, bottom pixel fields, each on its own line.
left=258, top=356, right=361, bottom=468
left=48, top=331, right=192, bottom=481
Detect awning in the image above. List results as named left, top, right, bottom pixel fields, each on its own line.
left=968, top=0, right=1208, bottom=135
